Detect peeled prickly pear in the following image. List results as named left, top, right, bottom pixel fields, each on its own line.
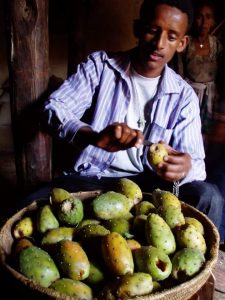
left=148, top=143, right=168, bottom=169
left=18, top=246, right=60, bottom=287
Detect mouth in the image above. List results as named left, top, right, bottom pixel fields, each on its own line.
left=149, top=51, right=163, bottom=61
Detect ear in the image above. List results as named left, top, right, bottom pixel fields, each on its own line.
left=176, top=35, right=189, bottom=53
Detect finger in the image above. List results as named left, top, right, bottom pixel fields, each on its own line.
left=114, top=124, right=123, bottom=139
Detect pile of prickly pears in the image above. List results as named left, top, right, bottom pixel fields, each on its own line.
left=11, top=178, right=208, bottom=300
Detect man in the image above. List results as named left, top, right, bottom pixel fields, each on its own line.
left=42, top=0, right=223, bottom=230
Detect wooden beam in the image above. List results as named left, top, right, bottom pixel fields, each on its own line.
left=4, top=0, right=52, bottom=194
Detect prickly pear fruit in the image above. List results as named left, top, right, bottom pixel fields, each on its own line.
left=116, top=272, right=153, bottom=299
left=175, top=224, right=207, bottom=254
left=36, top=204, right=59, bottom=234
left=50, top=187, right=71, bottom=205
left=133, top=214, right=147, bottom=243
left=145, top=213, right=176, bottom=255
left=41, top=227, right=75, bottom=247
left=152, top=188, right=181, bottom=209
left=78, top=218, right=100, bottom=228
left=104, top=218, right=130, bottom=237
left=92, top=191, right=131, bottom=220
left=157, top=205, right=185, bottom=229
left=50, top=278, right=93, bottom=299
left=13, top=216, right=34, bottom=239
left=171, top=248, right=205, bottom=282
left=101, top=232, right=134, bottom=276
left=116, top=178, right=142, bottom=206
left=77, top=224, right=110, bottom=240
left=126, top=239, right=141, bottom=251
left=85, top=260, right=105, bottom=288
left=148, top=143, right=168, bottom=169
left=134, top=246, right=172, bottom=281
left=185, top=217, right=204, bottom=235
left=18, top=246, right=60, bottom=287
left=13, top=238, right=33, bottom=256
left=56, top=196, right=84, bottom=226
left=54, top=240, right=90, bottom=280
left=135, top=201, right=156, bottom=215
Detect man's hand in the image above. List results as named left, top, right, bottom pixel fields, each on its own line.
left=75, top=123, right=143, bottom=152
left=154, top=141, right=192, bottom=182
left=95, top=123, right=143, bottom=152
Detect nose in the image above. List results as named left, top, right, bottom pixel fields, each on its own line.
left=153, top=32, right=166, bottom=49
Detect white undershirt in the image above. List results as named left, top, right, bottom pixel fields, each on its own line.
left=103, top=69, right=160, bottom=177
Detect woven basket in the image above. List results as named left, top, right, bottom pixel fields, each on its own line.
left=0, top=191, right=219, bottom=300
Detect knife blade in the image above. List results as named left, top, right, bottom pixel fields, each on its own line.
left=142, top=140, right=152, bottom=147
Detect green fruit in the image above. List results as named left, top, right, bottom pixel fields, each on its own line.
left=152, top=188, right=181, bottom=208
left=145, top=213, right=176, bottom=255
left=50, top=187, right=71, bottom=205
left=13, top=217, right=34, bottom=239
left=134, top=246, right=172, bottom=281
left=50, top=278, right=93, bottom=299
left=36, top=204, right=59, bottom=234
left=116, top=272, right=153, bottom=299
left=56, top=196, right=84, bottom=226
left=157, top=205, right=185, bottom=229
left=171, top=248, right=205, bottom=282
left=185, top=217, right=204, bottom=235
left=54, top=240, right=90, bottom=280
left=148, top=143, right=168, bottom=169
left=18, top=246, right=60, bottom=287
left=41, top=227, right=75, bottom=247
left=77, top=224, right=110, bottom=240
left=78, top=218, right=100, bottom=228
left=116, top=178, right=142, bottom=206
left=135, top=201, right=156, bottom=215
left=92, top=191, right=131, bottom=220
left=104, top=218, right=130, bottom=237
left=85, top=260, right=105, bottom=287
left=176, top=224, right=207, bottom=254
left=101, top=232, right=134, bottom=276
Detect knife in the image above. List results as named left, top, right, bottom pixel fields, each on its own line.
left=142, top=140, right=152, bottom=147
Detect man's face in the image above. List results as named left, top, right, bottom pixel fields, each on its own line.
left=136, top=4, right=189, bottom=77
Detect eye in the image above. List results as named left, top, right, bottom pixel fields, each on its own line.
left=144, top=24, right=158, bottom=34
left=168, top=34, right=177, bottom=42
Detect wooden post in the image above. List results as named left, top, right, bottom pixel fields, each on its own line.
left=4, top=0, right=52, bottom=194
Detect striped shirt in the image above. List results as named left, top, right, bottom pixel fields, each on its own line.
left=44, top=49, right=206, bottom=184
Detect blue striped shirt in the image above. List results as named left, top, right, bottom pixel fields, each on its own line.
left=44, top=50, right=206, bottom=184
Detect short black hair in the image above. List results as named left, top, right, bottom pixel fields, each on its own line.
left=139, top=0, right=194, bottom=33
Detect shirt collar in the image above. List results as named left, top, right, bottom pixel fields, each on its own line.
left=106, top=49, right=182, bottom=95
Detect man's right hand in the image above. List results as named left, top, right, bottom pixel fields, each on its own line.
left=76, top=123, right=143, bottom=152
